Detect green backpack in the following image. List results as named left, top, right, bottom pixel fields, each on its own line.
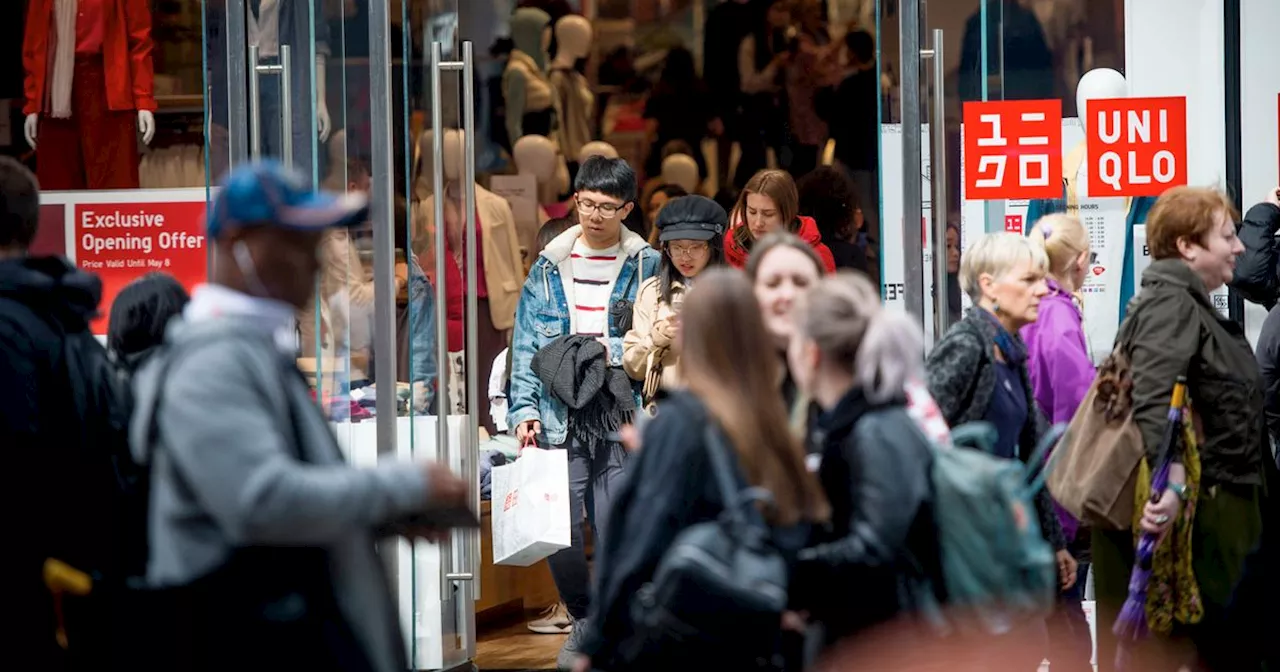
left=925, top=422, right=1066, bottom=634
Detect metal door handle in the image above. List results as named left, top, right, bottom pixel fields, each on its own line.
left=922, top=29, right=950, bottom=338
left=430, top=41, right=477, bottom=589
left=247, top=44, right=294, bottom=170
left=459, top=40, right=483, bottom=598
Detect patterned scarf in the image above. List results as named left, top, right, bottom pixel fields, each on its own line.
left=977, top=307, right=1028, bottom=366
left=1132, top=399, right=1204, bottom=634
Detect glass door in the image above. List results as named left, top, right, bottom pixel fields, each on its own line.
left=888, top=0, right=1126, bottom=348
left=203, top=1, right=483, bottom=670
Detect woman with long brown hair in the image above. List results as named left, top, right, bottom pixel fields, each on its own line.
left=725, top=169, right=836, bottom=272
left=575, top=268, right=829, bottom=672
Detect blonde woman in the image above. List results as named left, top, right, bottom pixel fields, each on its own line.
left=1020, top=215, right=1096, bottom=672
left=924, top=233, right=1071, bottom=668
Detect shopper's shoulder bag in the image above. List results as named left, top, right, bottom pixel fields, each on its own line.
left=630, top=423, right=789, bottom=653
left=1047, top=305, right=1195, bottom=531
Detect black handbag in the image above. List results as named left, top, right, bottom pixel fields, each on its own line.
left=630, top=424, right=789, bottom=657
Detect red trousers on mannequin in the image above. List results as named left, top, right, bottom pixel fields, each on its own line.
left=36, top=56, right=140, bottom=191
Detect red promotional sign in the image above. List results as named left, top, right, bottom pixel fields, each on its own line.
left=1085, top=96, right=1187, bottom=197
left=963, top=99, right=1063, bottom=200
left=74, top=200, right=208, bottom=334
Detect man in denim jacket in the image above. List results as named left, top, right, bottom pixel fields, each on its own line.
left=508, top=156, right=660, bottom=666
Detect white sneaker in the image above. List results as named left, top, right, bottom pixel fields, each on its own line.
left=527, top=602, right=573, bottom=635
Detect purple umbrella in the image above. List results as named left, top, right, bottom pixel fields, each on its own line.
left=1112, top=376, right=1187, bottom=665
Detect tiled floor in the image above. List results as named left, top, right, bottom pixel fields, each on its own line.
left=476, top=617, right=564, bottom=671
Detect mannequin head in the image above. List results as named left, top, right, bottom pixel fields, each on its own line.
left=1076, top=68, right=1127, bottom=135
left=512, top=135, right=560, bottom=184
left=510, top=8, right=552, bottom=70
left=414, top=130, right=466, bottom=198
left=577, top=141, right=619, bottom=164
left=660, top=154, right=699, bottom=193
left=553, top=15, right=593, bottom=65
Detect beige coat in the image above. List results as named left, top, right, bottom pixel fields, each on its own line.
left=623, top=276, right=686, bottom=392
left=414, top=184, right=525, bottom=331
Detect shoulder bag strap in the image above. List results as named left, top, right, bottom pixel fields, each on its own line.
left=701, top=423, right=774, bottom=526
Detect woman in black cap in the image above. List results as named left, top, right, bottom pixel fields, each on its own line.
left=623, top=195, right=727, bottom=408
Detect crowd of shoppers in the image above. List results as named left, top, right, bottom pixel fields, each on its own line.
left=4, top=87, right=1279, bottom=672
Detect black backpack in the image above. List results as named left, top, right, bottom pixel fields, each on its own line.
left=0, top=294, right=148, bottom=581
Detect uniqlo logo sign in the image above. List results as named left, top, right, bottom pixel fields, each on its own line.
left=964, top=100, right=1063, bottom=200
left=1086, top=96, right=1187, bottom=197
left=1005, top=214, right=1024, bottom=234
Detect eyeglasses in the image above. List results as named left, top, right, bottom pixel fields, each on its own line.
left=667, top=242, right=710, bottom=259
left=576, top=198, right=625, bottom=218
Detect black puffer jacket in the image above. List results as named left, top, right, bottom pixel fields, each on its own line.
left=792, top=387, right=942, bottom=646
left=1230, top=202, right=1280, bottom=307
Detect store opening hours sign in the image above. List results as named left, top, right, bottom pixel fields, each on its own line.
left=963, top=99, right=1063, bottom=200
left=57, top=190, right=209, bottom=334
left=1086, top=96, right=1187, bottom=197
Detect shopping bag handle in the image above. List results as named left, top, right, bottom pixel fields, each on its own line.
left=519, top=435, right=538, bottom=456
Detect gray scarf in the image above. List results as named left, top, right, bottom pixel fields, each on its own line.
left=531, top=335, right=636, bottom=455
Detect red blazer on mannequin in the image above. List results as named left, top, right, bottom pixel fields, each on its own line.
left=22, top=0, right=158, bottom=117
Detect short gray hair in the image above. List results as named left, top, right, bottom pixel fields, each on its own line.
left=959, top=232, right=1048, bottom=302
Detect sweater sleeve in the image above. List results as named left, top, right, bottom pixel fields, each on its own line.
left=159, top=343, right=429, bottom=546
left=738, top=35, right=779, bottom=95
left=1028, top=301, right=1095, bottom=424
left=925, top=328, right=984, bottom=426
left=622, top=279, right=660, bottom=382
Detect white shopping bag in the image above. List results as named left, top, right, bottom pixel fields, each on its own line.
left=490, top=447, right=571, bottom=566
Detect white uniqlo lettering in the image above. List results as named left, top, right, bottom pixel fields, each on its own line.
left=1096, top=108, right=1176, bottom=192
left=975, top=113, right=1009, bottom=188
left=1017, top=111, right=1051, bottom=187
left=977, top=114, right=1008, bottom=147
left=976, top=156, right=1007, bottom=189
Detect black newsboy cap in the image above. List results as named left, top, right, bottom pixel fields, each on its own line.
left=655, top=195, right=728, bottom=243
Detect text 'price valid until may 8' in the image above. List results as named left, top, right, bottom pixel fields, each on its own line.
left=1085, top=96, right=1188, bottom=197
left=74, top=201, right=209, bottom=335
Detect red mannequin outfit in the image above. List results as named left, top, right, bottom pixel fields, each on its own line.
left=23, top=0, right=157, bottom=190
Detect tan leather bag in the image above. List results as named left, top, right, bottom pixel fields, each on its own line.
left=1046, top=349, right=1146, bottom=530
left=642, top=347, right=665, bottom=412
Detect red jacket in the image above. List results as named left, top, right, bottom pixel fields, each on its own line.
left=23, top=0, right=157, bottom=116
left=725, top=215, right=837, bottom=273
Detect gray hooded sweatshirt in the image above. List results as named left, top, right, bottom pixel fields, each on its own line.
left=131, top=316, right=428, bottom=672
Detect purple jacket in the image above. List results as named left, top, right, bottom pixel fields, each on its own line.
left=1021, top=279, right=1095, bottom=541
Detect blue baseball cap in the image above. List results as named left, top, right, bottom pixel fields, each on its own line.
left=206, top=160, right=370, bottom=239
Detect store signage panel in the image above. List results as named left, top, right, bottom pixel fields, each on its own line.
left=1085, top=96, right=1187, bottom=197
left=42, top=189, right=210, bottom=335
left=962, top=99, right=1063, bottom=201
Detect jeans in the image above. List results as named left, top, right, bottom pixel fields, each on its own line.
left=546, top=438, right=629, bottom=620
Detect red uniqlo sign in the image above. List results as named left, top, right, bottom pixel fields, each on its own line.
left=1005, top=214, right=1024, bottom=234
left=963, top=99, right=1063, bottom=200
left=1085, top=96, right=1187, bottom=197
left=74, top=200, right=208, bottom=334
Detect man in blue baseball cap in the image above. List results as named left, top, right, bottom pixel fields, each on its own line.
left=130, top=161, right=469, bottom=672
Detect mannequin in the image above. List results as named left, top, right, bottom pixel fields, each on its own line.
left=23, top=0, right=157, bottom=190
left=207, top=2, right=331, bottom=183
left=577, top=140, right=619, bottom=163
left=415, top=129, right=525, bottom=432
left=512, top=134, right=573, bottom=226
left=503, top=7, right=556, bottom=145
left=1027, top=68, right=1157, bottom=363
left=659, top=153, right=700, bottom=193
left=548, top=15, right=595, bottom=168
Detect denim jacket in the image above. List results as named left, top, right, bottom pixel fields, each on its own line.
left=508, top=225, right=661, bottom=445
